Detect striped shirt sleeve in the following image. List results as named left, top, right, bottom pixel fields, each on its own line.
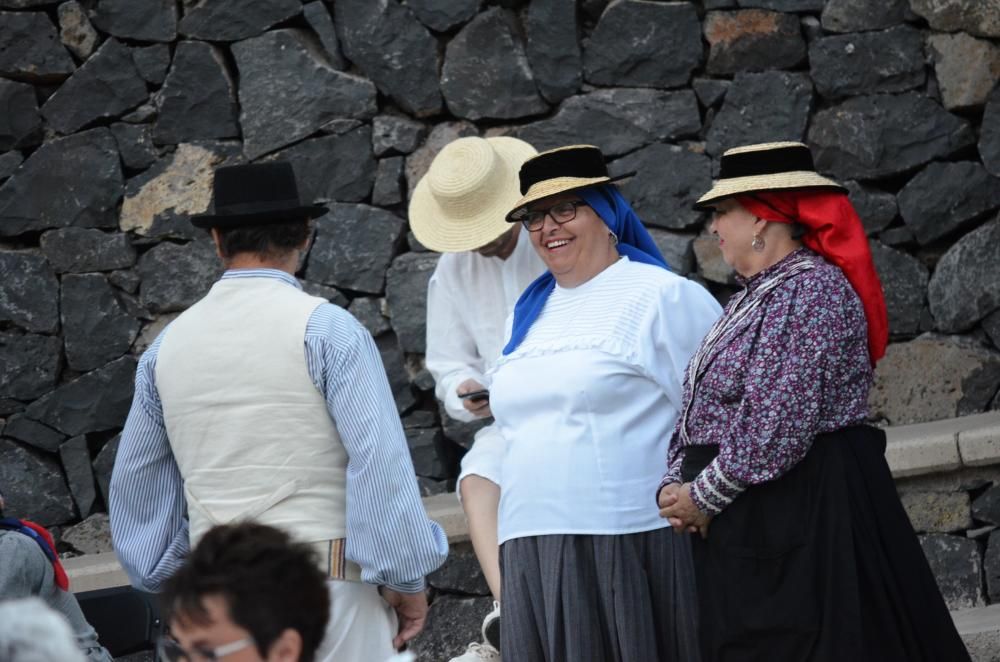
left=305, top=304, right=448, bottom=593
left=109, top=334, right=190, bottom=593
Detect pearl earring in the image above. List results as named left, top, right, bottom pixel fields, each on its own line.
left=752, top=233, right=765, bottom=252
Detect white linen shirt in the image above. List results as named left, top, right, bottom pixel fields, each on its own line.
left=425, top=232, right=545, bottom=421
left=488, top=258, right=722, bottom=544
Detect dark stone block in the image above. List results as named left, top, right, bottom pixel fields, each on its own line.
left=980, top=88, right=1000, bottom=178
left=25, top=356, right=136, bottom=436
left=232, top=29, right=377, bottom=159
left=41, top=228, right=135, bottom=274
left=407, top=427, right=450, bottom=479
left=153, top=41, right=239, bottom=145
left=302, top=2, right=345, bottom=69
left=407, top=231, right=430, bottom=253
left=403, top=410, right=437, bottom=429
left=0, top=439, right=75, bottom=526
left=514, top=88, right=701, bottom=158
left=91, top=0, right=177, bottom=42
left=845, top=181, right=897, bottom=235
left=0, top=332, right=61, bottom=401
left=92, top=433, right=119, bottom=508
left=57, top=1, right=97, bottom=61
left=121, top=104, right=156, bottom=124
left=583, top=0, right=702, bottom=88
left=649, top=230, right=697, bottom=276
left=428, top=541, right=491, bottom=596
left=418, top=476, right=450, bottom=497
left=0, top=10, right=75, bottom=83
left=0, top=399, right=24, bottom=416
left=704, top=10, right=806, bottom=75
left=0, top=128, right=122, bottom=237
left=41, top=39, right=147, bottom=135
left=300, top=281, right=349, bottom=308
left=899, top=162, right=1000, bottom=245
left=376, top=332, right=417, bottom=415
left=609, top=144, right=711, bottom=232
left=929, top=218, right=1000, bottom=333
left=0, top=252, right=59, bottom=333
left=984, top=310, right=1000, bottom=351
left=438, top=401, right=489, bottom=451
left=404, top=121, right=479, bottom=197
left=868, top=241, right=929, bottom=337
left=3, top=414, right=65, bottom=452
left=927, top=32, right=1000, bottom=111
left=409, top=595, right=494, bottom=661
left=919, top=533, right=984, bottom=610
left=820, top=0, right=908, bottom=33
left=179, top=0, right=300, bottom=41
left=0, top=151, right=22, bottom=181
left=335, top=0, right=442, bottom=117
left=879, top=225, right=915, bottom=247
left=693, top=78, right=730, bottom=108
left=110, top=123, right=158, bottom=172
left=737, top=0, right=823, bottom=10
left=407, top=0, right=479, bottom=32
left=267, top=126, right=375, bottom=204
left=59, top=435, right=96, bottom=518
left=442, top=8, right=548, bottom=121
left=132, top=44, right=170, bottom=85
left=372, top=157, right=405, bottom=207
left=137, top=240, right=221, bottom=313
left=61, top=273, right=140, bottom=372
left=706, top=71, right=813, bottom=157
left=373, top=115, right=427, bottom=157
left=305, top=204, right=406, bottom=295
left=347, top=297, right=390, bottom=338
left=525, top=0, right=581, bottom=103
left=809, top=26, right=925, bottom=100
left=384, top=252, right=439, bottom=353
left=808, top=93, right=975, bottom=180
left=0, top=79, right=41, bottom=151
left=108, top=269, right=141, bottom=295
left=985, top=530, right=1000, bottom=602
left=973, top=486, right=1000, bottom=526
left=909, top=0, right=1000, bottom=39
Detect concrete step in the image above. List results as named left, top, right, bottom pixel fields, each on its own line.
left=954, top=604, right=1000, bottom=662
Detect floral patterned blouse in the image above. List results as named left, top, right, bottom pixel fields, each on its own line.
left=660, top=248, right=873, bottom=516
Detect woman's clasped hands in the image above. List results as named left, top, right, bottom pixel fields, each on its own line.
left=658, top=483, right=712, bottom=539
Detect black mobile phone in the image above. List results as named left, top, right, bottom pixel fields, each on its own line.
left=459, top=389, right=490, bottom=402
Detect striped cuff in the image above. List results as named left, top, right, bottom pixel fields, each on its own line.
left=690, top=458, right=747, bottom=517
left=656, top=474, right=681, bottom=506
left=385, top=577, right=426, bottom=594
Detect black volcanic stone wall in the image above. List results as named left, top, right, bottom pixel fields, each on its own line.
left=0, top=4, right=999, bottom=629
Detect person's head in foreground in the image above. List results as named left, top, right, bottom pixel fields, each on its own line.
left=0, top=598, right=85, bottom=662
left=409, top=136, right=537, bottom=258
left=159, top=522, right=330, bottom=662
left=693, top=140, right=887, bottom=363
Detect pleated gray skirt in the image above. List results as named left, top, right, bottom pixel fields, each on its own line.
left=499, top=528, right=701, bottom=662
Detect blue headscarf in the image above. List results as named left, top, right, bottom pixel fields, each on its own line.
left=502, top=185, right=669, bottom=355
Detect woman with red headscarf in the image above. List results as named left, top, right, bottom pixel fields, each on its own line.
left=658, top=142, right=969, bottom=661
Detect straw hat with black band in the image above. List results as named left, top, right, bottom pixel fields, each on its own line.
left=693, top=141, right=845, bottom=211
left=191, top=162, right=328, bottom=230
left=505, top=145, right=635, bottom=223
left=409, top=136, right=537, bottom=253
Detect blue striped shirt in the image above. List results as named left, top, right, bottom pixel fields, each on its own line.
left=109, top=269, right=448, bottom=594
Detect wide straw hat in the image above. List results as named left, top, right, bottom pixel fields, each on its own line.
left=693, top=141, right=845, bottom=211
left=505, top=145, right=633, bottom=222
left=409, top=136, right=538, bottom=252
left=190, top=162, right=328, bottom=230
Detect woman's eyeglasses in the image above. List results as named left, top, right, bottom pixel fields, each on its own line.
left=515, top=200, right=589, bottom=232
left=157, top=634, right=254, bottom=661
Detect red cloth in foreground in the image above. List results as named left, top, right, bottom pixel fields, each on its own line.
left=737, top=190, right=888, bottom=365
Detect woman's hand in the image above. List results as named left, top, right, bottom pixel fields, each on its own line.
left=659, top=483, right=712, bottom=538
left=457, top=379, right=492, bottom=418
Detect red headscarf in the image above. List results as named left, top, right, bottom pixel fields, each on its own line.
left=736, top=190, right=888, bottom=365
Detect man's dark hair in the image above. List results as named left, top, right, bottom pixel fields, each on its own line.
left=216, top=220, right=312, bottom=260
left=161, top=522, right=330, bottom=662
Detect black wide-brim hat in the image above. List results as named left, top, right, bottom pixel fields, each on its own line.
left=693, top=141, right=846, bottom=211
left=504, top=144, right=634, bottom=222
left=191, top=161, right=329, bottom=230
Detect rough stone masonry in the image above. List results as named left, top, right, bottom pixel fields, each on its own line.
left=0, top=0, right=999, bottom=657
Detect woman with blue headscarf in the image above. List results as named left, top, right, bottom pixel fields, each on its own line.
left=485, top=145, right=721, bottom=661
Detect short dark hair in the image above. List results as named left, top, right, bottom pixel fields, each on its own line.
left=161, top=522, right=330, bottom=662
left=216, top=220, right=312, bottom=260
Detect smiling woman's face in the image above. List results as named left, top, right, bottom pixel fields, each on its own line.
left=707, top=198, right=761, bottom=275
left=526, top=192, right=616, bottom=287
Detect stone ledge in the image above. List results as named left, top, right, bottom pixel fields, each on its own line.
left=953, top=604, right=1000, bottom=662
left=66, top=413, right=1000, bottom=595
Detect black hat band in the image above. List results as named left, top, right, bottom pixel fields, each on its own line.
left=718, top=144, right=817, bottom=180
left=518, top=146, right=610, bottom=194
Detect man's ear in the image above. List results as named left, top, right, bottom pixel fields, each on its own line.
left=210, top=227, right=225, bottom=260
left=267, top=628, right=303, bottom=662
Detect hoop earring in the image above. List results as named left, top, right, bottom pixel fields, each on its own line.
left=610, top=232, right=619, bottom=246
left=752, top=233, right=765, bottom=252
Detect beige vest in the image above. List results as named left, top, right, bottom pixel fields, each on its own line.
left=156, top=277, right=348, bottom=546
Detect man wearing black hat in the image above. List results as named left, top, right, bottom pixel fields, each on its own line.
left=109, top=162, right=448, bottom=661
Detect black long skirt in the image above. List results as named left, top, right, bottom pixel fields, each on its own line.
left=681, top=425, right=971, bottom=662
